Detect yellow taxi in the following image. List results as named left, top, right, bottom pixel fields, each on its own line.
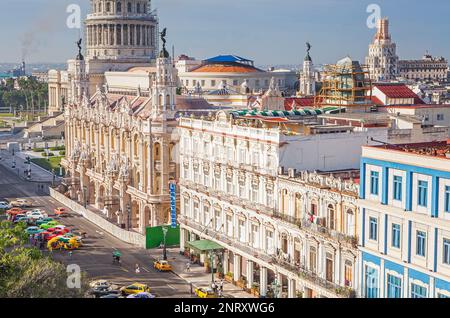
left=153, top=260, right=172, bottom=272
left=120, top=283, right=151, bottom=295
left=194, top=287, right=217, bottom=298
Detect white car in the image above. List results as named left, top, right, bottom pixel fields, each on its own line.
left=26, top=210, right=48, bottom=220
left=0, top=201, right=11, bottom=209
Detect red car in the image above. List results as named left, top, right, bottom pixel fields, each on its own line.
left=47, top=227, right=70, bottom=234
left=54, top=207, right=69, bottom=216
left=6, top=207, right=27, bottom=215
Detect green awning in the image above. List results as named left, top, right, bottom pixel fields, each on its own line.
left=186, top=239, right=223, bottom=252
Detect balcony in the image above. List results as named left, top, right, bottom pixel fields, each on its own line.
left=273, top=211, right=302, bottom=228
left=274, top=258, right=356, bottom=298
left=301, top=218, right=358, bottom=248
left=179, top=216, right=273, bottom=263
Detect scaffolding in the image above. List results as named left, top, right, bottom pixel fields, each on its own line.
left=314, top=58, right=373, bottom=112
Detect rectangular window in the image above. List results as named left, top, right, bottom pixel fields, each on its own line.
left=444, top=238, right=450, bottom=265
left=370, top=171, right=379, bottom=195
left=445, top=186, right=450, bottom=213
left=365, top=265, right=379, bottom=298
left=392, top=224, right=401, bottom=248
left=411, top=283, right=427, bottom=298
left=369, top=217, right=378, bottom=241
left=437, top=114, right=444, bottom=121
left=417, top=180, right=428, bottom=207
left=387, top=274, right=402, bottom=298
left=393, top=176, right=403, bottom=201
left=416, top=231, right=427, bottom=257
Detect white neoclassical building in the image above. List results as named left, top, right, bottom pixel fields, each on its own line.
left=177, top=108, right=383, bottom=298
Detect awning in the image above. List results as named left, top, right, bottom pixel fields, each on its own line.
left=186, top=239, right=224, bottom=252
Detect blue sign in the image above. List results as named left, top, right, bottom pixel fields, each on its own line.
left=169, top=182, right=177, bottom=229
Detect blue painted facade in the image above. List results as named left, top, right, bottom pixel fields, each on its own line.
left=359, top=153, right=450, bottom=298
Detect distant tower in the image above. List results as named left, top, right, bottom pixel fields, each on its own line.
left=298, top=42, right=316, bottom=96
left=68, top=39, right=89, bottom=107
left=151, top=28, right=177, bottom=119
left=365, top=17, right=399, bottom=81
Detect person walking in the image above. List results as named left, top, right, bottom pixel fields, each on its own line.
left=186, top=261, right=191, bottom=272
left=135, top=264, right=141, bottom=274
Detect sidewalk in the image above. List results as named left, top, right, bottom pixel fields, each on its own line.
left=0, top=149, right=56, bottom=183
left=148, top=247, right=255, bottom=298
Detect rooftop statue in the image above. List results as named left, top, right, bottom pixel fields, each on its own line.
left=159, top=28, right=169, bottom=58
left=76, top=38, right=84, bottom=60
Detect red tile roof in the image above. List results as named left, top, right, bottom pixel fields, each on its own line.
left=284, top=97, right=315, bottom=110
left=373, top=84, right=424, bottom=104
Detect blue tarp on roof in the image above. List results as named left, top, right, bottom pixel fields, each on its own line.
left=204, top=55, right=253, bottom=64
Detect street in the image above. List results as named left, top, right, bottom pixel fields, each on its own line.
left=0, top=162, right=192, bottom=298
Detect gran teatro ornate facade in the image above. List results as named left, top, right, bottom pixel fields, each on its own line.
left=60, top=0, right=181, bottom=234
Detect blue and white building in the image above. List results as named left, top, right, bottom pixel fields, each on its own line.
left=358, top=141, right=450, bottom=298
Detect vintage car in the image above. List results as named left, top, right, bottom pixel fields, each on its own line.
left=194, top=287, right=217, bottom=298
left=10, top=199, right=33, bottom=208
left=120, top=283, right=151, bottom=296
left=153, top=260, right=172, bottom=272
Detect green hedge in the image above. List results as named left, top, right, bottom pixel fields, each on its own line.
left=32, top=148, right=45, bottom=152
left=49, top=146, right=65, bottom=151
left=59, top=150, right=66, bottom=156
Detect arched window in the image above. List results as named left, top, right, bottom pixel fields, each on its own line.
left=117, top=1, right=122, bottom=12
left=127, top=2, right=132, bottom=12
left=327, top=204, right=335, bottom=230
left=166, top=94, right=171, bottom=107
left=295, top=193, right=302, bottom=219
left=281, top=189, right=289, bottom=214
left=346, top=209, right=355, bottom=236
left=106, top=2, right=111, bottom=12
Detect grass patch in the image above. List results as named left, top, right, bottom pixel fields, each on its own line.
left=0, top=113, right=14, bottom=118
left=31, top=156, right=64, bottom=174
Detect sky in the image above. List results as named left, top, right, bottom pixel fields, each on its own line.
left=0, top=0, right=449, bottom=66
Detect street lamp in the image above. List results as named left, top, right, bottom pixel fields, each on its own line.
left=209, top=251, right=216, bottom=284
left=162, top=226, right=168, bottom=261
left=126, top=203, right=131, bottom=231
left=83, top=186, right=87, bottom=208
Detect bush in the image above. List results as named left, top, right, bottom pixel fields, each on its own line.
left=46, top=153, right=55, bottom=157
left=49, top=146, right=65, bottom=151
left=59, top=151, right=66, bottom=156
left=32, top=148, right=44, bottom=152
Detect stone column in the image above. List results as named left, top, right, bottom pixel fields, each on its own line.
left=233, top=254, right=241, bottom=282
left=139, top=140, right=144, bottom=191
left=223, top=251, right=229, bottom=275
left=121, top=24, right=125, bottom=46
left=276, top=272, right=283, bottom=298
left=147, top=139, right=153, bottom=194
left=288, top=278, right=296, bottom=298
left=180, top=228, right=185, bottom=252
left=161, top=139, right=169, bottom=194
left=260, top=267, right=268, bottom=297
left=246, top=260, right=254, bottom=289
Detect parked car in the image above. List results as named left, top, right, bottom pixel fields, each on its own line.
left=120, top=283, right=151, bottom=295
left=10, top=199, right=33, bottom=208
left=194, top=287, right=217, bottom=298
left=27, top=210, right=48, bottom=220
left=25, top=226, right=44, bottom=235
left=127, top=292, right=156, bottom=299
left=89, top=280, right=114, bottom=289
left=0, top=201, right=11, bottom=210
left=12, top=214, right=27, bottom=223
left=39, top=221, right=60, bottom=230
left=36, top=217, right=54, bottom=226
left=90, top=287, right=120, bottom=298
left=6, top=207, right=27, bottom=215
left=153, top=260, right=172, bottom=272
